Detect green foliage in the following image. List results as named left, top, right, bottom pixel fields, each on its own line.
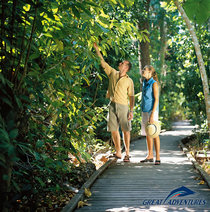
left=132, top=93, right=142, bottom=137
left=183, top=0, right=210, bottom=25
left=150, top=1, right=209, bottom=128
left=167, top=23, right=208, bottom=125
left=195, top=120, right=209, bottom=148
left=188, top=120, right=209, bottom=154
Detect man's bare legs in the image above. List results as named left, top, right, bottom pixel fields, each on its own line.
left=111, top=131, right=131, bottom=158
left=111, top=131, right=122, bottom=157
left=123, top=131, right=130, bottom=156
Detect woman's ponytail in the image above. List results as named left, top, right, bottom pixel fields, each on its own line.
left=152, top=71, right=159, bottom=83
left=143, top=65, right=159, bottom=83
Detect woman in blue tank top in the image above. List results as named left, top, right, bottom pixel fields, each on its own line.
left=140, top=65, right=160, bottom=165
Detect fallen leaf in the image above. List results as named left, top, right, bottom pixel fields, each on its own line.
left=100, top=156, right=108, bottom=163
left=77, top=200, right=91, bottom=208
left=199, top=180, right=205, bottom=185
left=84, top=188, right=92, bottom=197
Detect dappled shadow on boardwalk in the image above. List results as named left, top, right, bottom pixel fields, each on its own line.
left=75, top=122, right=210, bottom=212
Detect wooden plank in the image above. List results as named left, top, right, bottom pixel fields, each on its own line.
left=76, top=208, right=208, bottom=212
left=92, top=179, right=200, bottom=183
left=75, top=202, right=210, bottom=211
left=91, top=185, right=209, bottom=190
left=88, top=195, right=210, bottom=199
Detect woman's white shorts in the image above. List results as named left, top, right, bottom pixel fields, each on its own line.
left=141, top=111, right=159, bottom=136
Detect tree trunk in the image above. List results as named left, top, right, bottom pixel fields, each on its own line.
left=174, top=0, right=210, bottom=131
left=137, top=0, right=150, bottom=71
left=138, top=40, right=142, bottom=76
left=159, top=15, right=167, bottom=83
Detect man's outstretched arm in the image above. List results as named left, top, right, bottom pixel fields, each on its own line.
left=93, top=42, right=104, bottom=62
left=93, top=42, right=112, bottom=75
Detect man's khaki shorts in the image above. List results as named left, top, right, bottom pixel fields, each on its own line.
left=107, top=102, right=131, bottom=132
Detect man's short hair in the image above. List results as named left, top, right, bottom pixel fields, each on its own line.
left=127, top=61, right=132, bottom=71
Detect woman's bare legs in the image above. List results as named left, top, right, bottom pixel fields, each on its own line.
left=154, top=136, right=160, bottom=161
left=146, top=136, right=154, bottom=159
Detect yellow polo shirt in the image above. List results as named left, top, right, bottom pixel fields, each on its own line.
left=101, top=60, right=134, bottom=105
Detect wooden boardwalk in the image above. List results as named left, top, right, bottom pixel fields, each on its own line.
left=75, top=122, right=210, bottom=212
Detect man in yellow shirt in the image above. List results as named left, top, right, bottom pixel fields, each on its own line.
left=94, top=43, right=135, bottom=162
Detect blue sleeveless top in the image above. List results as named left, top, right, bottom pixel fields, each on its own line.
left=141, top=77, right=158, bottom=112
